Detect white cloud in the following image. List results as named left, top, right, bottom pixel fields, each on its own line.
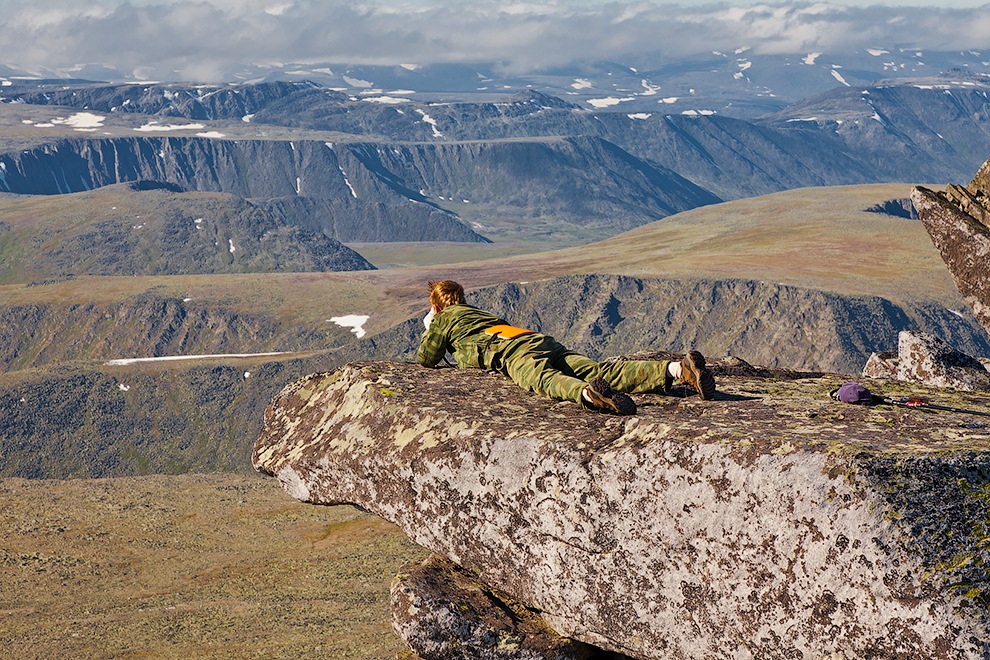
left=0, top=1, right=988, bottom=81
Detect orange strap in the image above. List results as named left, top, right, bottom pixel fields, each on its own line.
left=484, top=324, right=535, bottom=339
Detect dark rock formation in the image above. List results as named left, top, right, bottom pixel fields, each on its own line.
left=863, top=330, right=990, bottom=391
left=254, top=360, right=990, bottom=659
left=392, top=554, right=607, bottom=660
left=913, top=158, right=990, bottom=337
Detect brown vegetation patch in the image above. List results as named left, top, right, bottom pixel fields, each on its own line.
left=0, top=473, right=428, bottom=658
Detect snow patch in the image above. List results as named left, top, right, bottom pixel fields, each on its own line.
left=336, top=161, right=357, bottom=198
left=830, top=69, right=850, bottom=86
left=296, top=176, right=301, bottom=194
left=415, top=109, right=443, bottom=138
left=681, top=109, right=717, bottom=116
left=118, top=383, right=130, bottom=392
left=660, top=97, right=679, bottom=104
left=49, top=112, right=106, bottom=130
left=135, top=122, right=206, bottom=132
left=571, top=78, right=593, bottom=90
left=228, top=239, right=237, bottom=254
left=867, top=48, right=890, bottom=56
left=242, top=114, right=254, bottom=123
left=628, top=113, right=653, bottom=120
left=640, top=80, right=661, bottom=96
left=587, top=96, right=634, bottom=108
left=803, top=53, right=821, bottom=65
left=400, top=63, right=420, bottom=71
left=363, top=95, right=411, bottom=104
left=196, top=131, right=225, bottom=138
left=343, top=75, right=374, bottom=88
left=329, top=315, right=370, bottom=339
left=106, top=352, right=287, bottom=366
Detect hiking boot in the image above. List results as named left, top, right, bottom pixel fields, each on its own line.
left=583, top=377, right=637, bottom=415
left=680, top=350, right=716, bottom=400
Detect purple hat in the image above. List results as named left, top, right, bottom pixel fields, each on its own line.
left=832, top=381, right=874, bottom=405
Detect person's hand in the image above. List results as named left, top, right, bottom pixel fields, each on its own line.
left=423, top=308, right=436, bottom=329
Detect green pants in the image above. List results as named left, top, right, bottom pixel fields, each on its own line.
left=494, top=333, right=674, bottom=404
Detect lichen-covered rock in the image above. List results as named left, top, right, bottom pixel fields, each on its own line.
left=862, top=350, right=898, bottom=380
left=862, top=330, right=990, bottom=390
left=392, top=554, right=604, bottom=660
left=912, top=157, right=990, bottom=337
left=253, top=361, right=990, bottom=659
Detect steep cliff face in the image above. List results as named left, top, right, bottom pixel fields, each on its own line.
left=913, top=157, right=990, bottom=338
left=0, top=135, right=718, bottom=242
left=253, top=360, right=990, bottom=659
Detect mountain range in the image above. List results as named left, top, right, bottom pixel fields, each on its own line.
left=4, top=48, right=989, bottom=119
left=3, top=71, right=989, bottom=248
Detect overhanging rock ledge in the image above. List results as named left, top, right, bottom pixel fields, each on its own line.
left=253, top=360, right=990, bottom=659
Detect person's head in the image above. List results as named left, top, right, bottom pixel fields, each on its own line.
left=428, top=280, right=465, bottom=311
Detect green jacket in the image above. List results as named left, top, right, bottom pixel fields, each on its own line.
left=417, top=304, right=516, bottom=370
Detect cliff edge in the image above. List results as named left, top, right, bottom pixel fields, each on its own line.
left=253, top=358, right=990, bottom=659
left=913, top=157, right=990, bottom=338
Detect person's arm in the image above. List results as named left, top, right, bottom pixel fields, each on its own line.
left=417, top=311, right=448, bottom=367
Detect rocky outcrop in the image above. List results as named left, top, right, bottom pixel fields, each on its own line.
left=254, top=360, right=990, bottom=659
left=863, top=330, right=990, bottom=391
left=913, top=158, right=990, bottom=337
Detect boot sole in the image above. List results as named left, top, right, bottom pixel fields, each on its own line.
left=585, top=377, right=637, bottom=415
left=682, top=351, right=716, bottom=400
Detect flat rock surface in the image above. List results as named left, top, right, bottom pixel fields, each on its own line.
left=254, top=360, right=990, bottom=659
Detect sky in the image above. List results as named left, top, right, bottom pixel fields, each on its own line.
left=1, top=0, right=988, bottom=81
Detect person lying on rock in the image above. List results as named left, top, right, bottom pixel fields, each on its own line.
left=417, top=279, right=716, bottom=415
